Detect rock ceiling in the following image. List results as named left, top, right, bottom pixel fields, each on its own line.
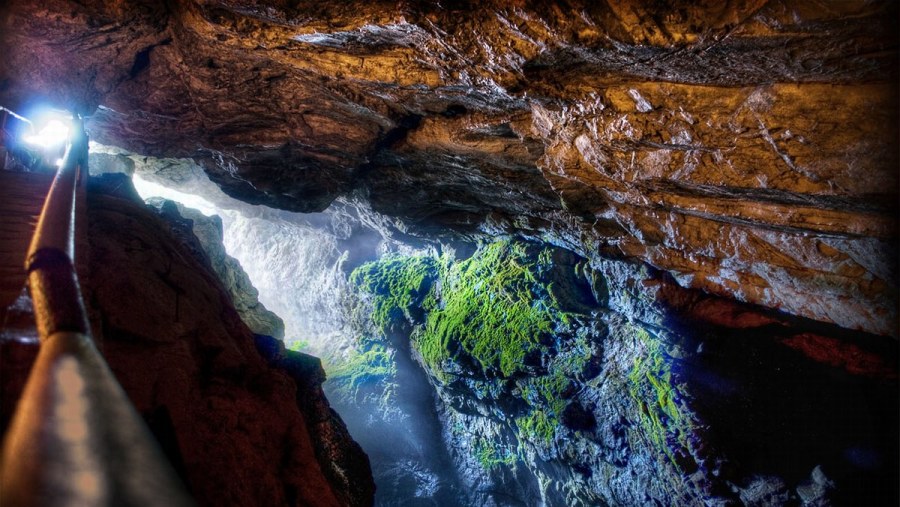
left=0, top=0, right=896, bottom=336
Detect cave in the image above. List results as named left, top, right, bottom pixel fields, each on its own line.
left=0, top=1, right=897, bottom=506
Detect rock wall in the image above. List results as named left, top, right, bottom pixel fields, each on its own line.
left=345, top=240, right=898, bottom=506
left=323, top=274, right=466, bottom=506
left=80, top=175, right=372, bottom=506
left=150, top=198, right=286, bottom=340
left=90, top=144, right=397, bottom=352
left=0, top=0, right=896, bottom=336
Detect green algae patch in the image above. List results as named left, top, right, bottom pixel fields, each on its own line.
left=286, top=338, right=311, bottom=352
left=349, top=240, right=586, bottom=379
left=325, top=337, right=396, bottom=404
left=626, top=325, right=695, bottom=471
left=421, top=240, right=558, bottom=377
left=515, top=341, right=591, bottom=444
left=349, top=255, right=439, bottom=331
left=515, top=410, right=556, bottom=444
left=533, top=374, right=570, bottom=417
left=348, top=239, right=607, bottom=453
left=473, top=437, right=516, bottom=470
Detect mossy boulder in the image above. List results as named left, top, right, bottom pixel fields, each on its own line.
left=348, top=240, right=614, bottom=466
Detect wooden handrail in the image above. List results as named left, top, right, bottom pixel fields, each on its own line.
left=23, top=119, right=89, bottom=339
left=0, top=119, right=194, bottom=506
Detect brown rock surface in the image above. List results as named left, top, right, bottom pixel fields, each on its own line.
left=0, top=0, right=896, bottom=335
left=82, top=176, right=370, bottom=506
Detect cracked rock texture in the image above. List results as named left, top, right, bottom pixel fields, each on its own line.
left=0, top=0, right=896, bottom=336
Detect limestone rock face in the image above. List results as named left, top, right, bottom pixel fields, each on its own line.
left=0, top=2, right=896, bottom=330
left=150, top=198, right=286, bottom=340
left=345, top=240, right=898, bottom=506
left=82, top=175, right=372, bottom=506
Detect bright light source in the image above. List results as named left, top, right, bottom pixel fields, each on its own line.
left=55, top=158, right=64, bottom=167
left=24, top=118, right=70, bottom=148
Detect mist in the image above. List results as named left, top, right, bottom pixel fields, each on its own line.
left=109, top=147, right=463, bottom=505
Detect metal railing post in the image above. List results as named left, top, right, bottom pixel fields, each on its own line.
left=0, top=118, right=195, bottom=506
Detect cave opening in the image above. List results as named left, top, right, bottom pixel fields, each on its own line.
left=1, top=1, right=898, bottom=507
left=106, top=149, right=896, bottom=507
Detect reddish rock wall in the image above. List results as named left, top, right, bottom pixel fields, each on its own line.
left=1, top=177, right=374, bottom=507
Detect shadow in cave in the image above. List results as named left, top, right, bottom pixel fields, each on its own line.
left=325, top=319, right=466, bottom=507
left=674, top=320, right=899, bottom=505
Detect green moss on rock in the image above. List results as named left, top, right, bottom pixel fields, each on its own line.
left=515, top=410, right=556, bottom=444
left=473, top=437, right=516, bottom=470
left=349, top=255, right=438, bottom=332
left=349, top=240, right=588, bottom=380
left=348, top=239, right=608, bottom=456
left=420, top=240, right=558, bottom=377
left=626, top=325, right=695, bottom=471
left=325, top=338, right=396, bottom=404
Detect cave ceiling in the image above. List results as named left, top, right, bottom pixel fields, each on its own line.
left=0, top=0, right=897, bottom=336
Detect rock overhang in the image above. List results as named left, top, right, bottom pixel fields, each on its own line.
left=1, top=0, right=896, bottom=336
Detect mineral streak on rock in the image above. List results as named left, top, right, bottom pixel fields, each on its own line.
left=0, top=0, right=896, bottom=335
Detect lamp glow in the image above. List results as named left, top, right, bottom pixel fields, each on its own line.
left=24, top=118, right=70, bottom=148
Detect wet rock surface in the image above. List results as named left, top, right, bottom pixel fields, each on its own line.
left=149, top=198, right=286, bottom=340
left=0, top=0, right=896, bottom=336
left=77, top=150, right=898, bottom=506
left=255, top=334, right=376, bottom=507
left=2, top=2, right=898, bottom=506
left=42, top=174, right=370, bottom=506
left=346, top=240, right=898, bottom=506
